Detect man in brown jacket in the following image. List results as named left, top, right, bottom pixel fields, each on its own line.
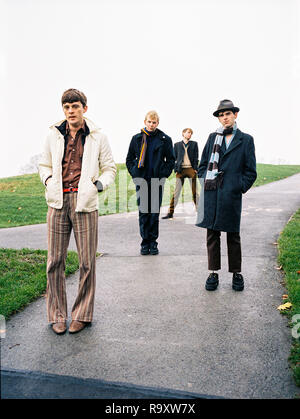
left=163, top=128, right=199, bottom=219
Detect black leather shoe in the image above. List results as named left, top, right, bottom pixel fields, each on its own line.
left=232, top=273, right=244, bottom=291
left=140, top=245, right=150, bottom=255
left=205, top=273, right=219, bottom=291
left=149, top=242, right=159, bottom=255
left=162, top=213, right=173, bottom=219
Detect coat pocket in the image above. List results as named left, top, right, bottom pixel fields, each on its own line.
left=131, top=162, right=145, bottom=180
left=45, top=178, right=61, bottom=206
left=159, top=162, right=171, bottom=179
left=77, top=179, right=98, bottom=210
left=225, top=174, right=242, bottom=195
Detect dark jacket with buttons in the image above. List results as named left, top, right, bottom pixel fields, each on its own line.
left=126, top=129, right=175, bottom=180
left=174, top=140, right=199, bottom=173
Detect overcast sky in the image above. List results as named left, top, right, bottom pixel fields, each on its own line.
left=1, top=0, right=300, bottom=179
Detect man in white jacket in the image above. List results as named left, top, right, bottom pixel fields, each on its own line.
left=39, top=88, right=116, bottom=334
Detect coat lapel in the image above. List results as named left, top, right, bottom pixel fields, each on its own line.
left=153, top=132, right=165, bottom=152
left=135, top=134, right=143, bottom=154
left=179, top=142, right=185, bottom=159
left=223, top=129, right=243, bottom=156
left=187, top=142, right=195, bottom=161
left=220, top=138, right=226, bottom=156
left=154, top=139, right=164, bottom=152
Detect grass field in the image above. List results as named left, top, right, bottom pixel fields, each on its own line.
left=278, top=209, right=300, bottom=387
left=0, top=248, right=79, bottom=319
left=1, top=163, right=300, bottom=228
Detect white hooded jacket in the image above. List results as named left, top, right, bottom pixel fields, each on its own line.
left=39, top=117, right=117, bottom=212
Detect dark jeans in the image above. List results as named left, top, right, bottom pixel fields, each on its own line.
left=136, top=179, right=164, bottom=246
left=207, top=229, right=242, bottom=273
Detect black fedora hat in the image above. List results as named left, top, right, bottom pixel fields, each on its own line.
left=213, top=99, right=240, bottom=117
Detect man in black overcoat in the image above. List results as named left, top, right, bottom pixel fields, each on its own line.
left=126, top=110, right=175, bottom=255
left=197, top=100, right=257, bottom=291
left=162, top=128, right=199, bottom=219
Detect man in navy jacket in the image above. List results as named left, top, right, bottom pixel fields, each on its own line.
left=126, top=110, right=175, bottom=255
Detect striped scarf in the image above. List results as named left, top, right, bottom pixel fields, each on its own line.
left=138, top=128, right=150, bottom=168
left=204, top=124, right=236, bottom=190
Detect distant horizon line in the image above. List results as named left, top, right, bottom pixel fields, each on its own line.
left=1, top=161, right=300, bottom=180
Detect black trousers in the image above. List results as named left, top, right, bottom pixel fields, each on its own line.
left=136, top=179, right=164, bottom=246
left=207, top=229, right=242, bottom=273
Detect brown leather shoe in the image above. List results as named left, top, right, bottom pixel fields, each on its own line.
left=69, top=320, right=89, bottom=334
left=52, top=322, right=67, bottom=335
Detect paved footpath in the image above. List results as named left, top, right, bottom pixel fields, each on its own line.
left=1, top=174, right=300, bottom=399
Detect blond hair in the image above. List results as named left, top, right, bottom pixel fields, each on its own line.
left=144, top=110, right=159, bottom=122
left=182, top=128, right=193, bottom=135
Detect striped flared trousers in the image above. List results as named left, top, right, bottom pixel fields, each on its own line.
left=46, top=193, right=98, bottom=323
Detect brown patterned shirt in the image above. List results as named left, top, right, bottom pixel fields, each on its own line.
left=62, top=121, right=88, bottom=189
